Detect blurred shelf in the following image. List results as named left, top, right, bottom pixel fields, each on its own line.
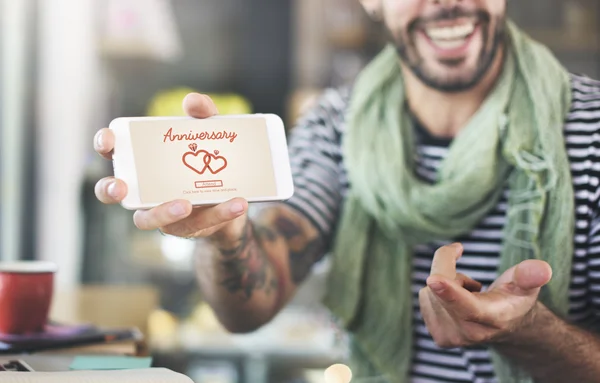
left=327, top=28, right=369, bottom=50
left=148, top=304, right=345, bottom=383
left=152, top=346, right=341, bottom=365
left=148, top=304, right=345, bottom=360
left=526, top=28, right=600, bottom=54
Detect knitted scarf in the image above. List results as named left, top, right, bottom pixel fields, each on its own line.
left=322, top=21, right=574, bottom=383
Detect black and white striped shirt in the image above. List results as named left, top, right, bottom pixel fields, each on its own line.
left=284, top=74, right=600, bottom=383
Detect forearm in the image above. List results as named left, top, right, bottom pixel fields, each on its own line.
left=494, top=302, right=600, bottom=382
left=194, top=218, right=283, bottom=332
left=194, top=204, right=323, bottom=333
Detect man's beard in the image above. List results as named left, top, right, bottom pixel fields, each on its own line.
left=392, top=8, right=506, bottom=93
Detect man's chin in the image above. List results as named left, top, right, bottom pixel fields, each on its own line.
left=437, top=58, right=468, bottom=68
left=412, top=68, right=483, bottom=93
left=396, top=43, right=495, bottom=92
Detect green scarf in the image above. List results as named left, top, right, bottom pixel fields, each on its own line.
left=323, top=21, right=574, bottom=383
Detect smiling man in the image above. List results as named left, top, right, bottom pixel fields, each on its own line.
left=391, top=0, right=504, bottom=92
left=94, top=0, right=600, bottom=382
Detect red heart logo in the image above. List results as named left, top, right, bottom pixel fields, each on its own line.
left=206, top=153, right=227, bottom=174
left=182, top=150, right=228, bottom=175
left=182, top=150, right=210, bottom=175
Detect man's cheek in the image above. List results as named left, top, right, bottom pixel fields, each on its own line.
left=382, top=0, right=413, bottom=24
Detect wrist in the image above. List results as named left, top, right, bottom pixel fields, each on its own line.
left=493, top=301, right=550, bottom=346
left=208, top=216, right=250, bottom=252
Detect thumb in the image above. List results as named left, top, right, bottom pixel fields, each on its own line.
left=510, top=260, right=553, bottom=295
left=183, top=93, right=219, bottom=119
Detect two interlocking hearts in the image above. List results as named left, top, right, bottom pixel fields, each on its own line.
left=182, top=150, right=228, bottom=175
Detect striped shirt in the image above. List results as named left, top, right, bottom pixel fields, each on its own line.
left=283, top=74, right=600, bottom=383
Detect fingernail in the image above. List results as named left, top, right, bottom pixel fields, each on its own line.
left=230, top=202, right=244, bottom=214
left=107, top=181, right=118, bottom=198
left=95, top=131, right=104, bottom=150
left=169, top=203, right=186, bottom=217
left=429, top=282, right=445, bottom=294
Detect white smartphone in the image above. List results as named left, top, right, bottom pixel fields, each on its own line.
left=109, top=114, right=294, bottom=210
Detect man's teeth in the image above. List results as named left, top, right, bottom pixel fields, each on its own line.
left=431, top=39, right=467, bottom=49
left=426, top=23, right=475, bottom=42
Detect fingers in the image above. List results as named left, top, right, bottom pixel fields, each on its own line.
left=430, top=243, right=463, bottom=280
left=95, top=177, right=128, bottom=204
left=511, top=260, right=553, bottom=294
left=456, top=273, right=482, bottom=292
left=133, top=200, right=194, bottom=231
left=183, top=93, right=219, bottom=119
left=174, top=198, right=248, bottom=235
left=94, top=128, right=115, bottom=160
left=133, top=198, right=247, bottom=235
left=426, top=275, right=480, bottom=318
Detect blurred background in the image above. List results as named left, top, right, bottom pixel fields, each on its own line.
left=1, top=0, right=599, bottom=382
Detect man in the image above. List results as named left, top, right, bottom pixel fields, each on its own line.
left=94, top=0, right=600, bottom=381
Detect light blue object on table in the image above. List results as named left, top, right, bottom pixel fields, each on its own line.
left=69, top=356, right=152, bottom=370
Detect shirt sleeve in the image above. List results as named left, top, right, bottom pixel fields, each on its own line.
left=569, top=75, right=600, bottom=327
left=583, top=184, right=600, bottom=330
left=283, top=88, right=349, bottom=249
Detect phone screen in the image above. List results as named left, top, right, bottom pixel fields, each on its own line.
left=129, top=117, right=277, bottom=204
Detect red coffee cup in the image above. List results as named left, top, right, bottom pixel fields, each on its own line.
left=0, top=261, right=57, bottom=335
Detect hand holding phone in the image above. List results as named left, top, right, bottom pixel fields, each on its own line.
left=93, top=93, right=292, bottom=241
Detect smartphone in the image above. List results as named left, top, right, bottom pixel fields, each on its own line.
left=109, top=114, right=294, bottom=210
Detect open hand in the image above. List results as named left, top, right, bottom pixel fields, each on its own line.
left=93, top=94, right=248, bottom=244
left=419, top=243, right=553, bottom=348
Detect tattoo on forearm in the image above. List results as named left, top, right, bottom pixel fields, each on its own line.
left=214, top=207, right=326, bottom=300
left=217, top=220, right=278, bottom=300
left=275, top=216, right=324, bottom=284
